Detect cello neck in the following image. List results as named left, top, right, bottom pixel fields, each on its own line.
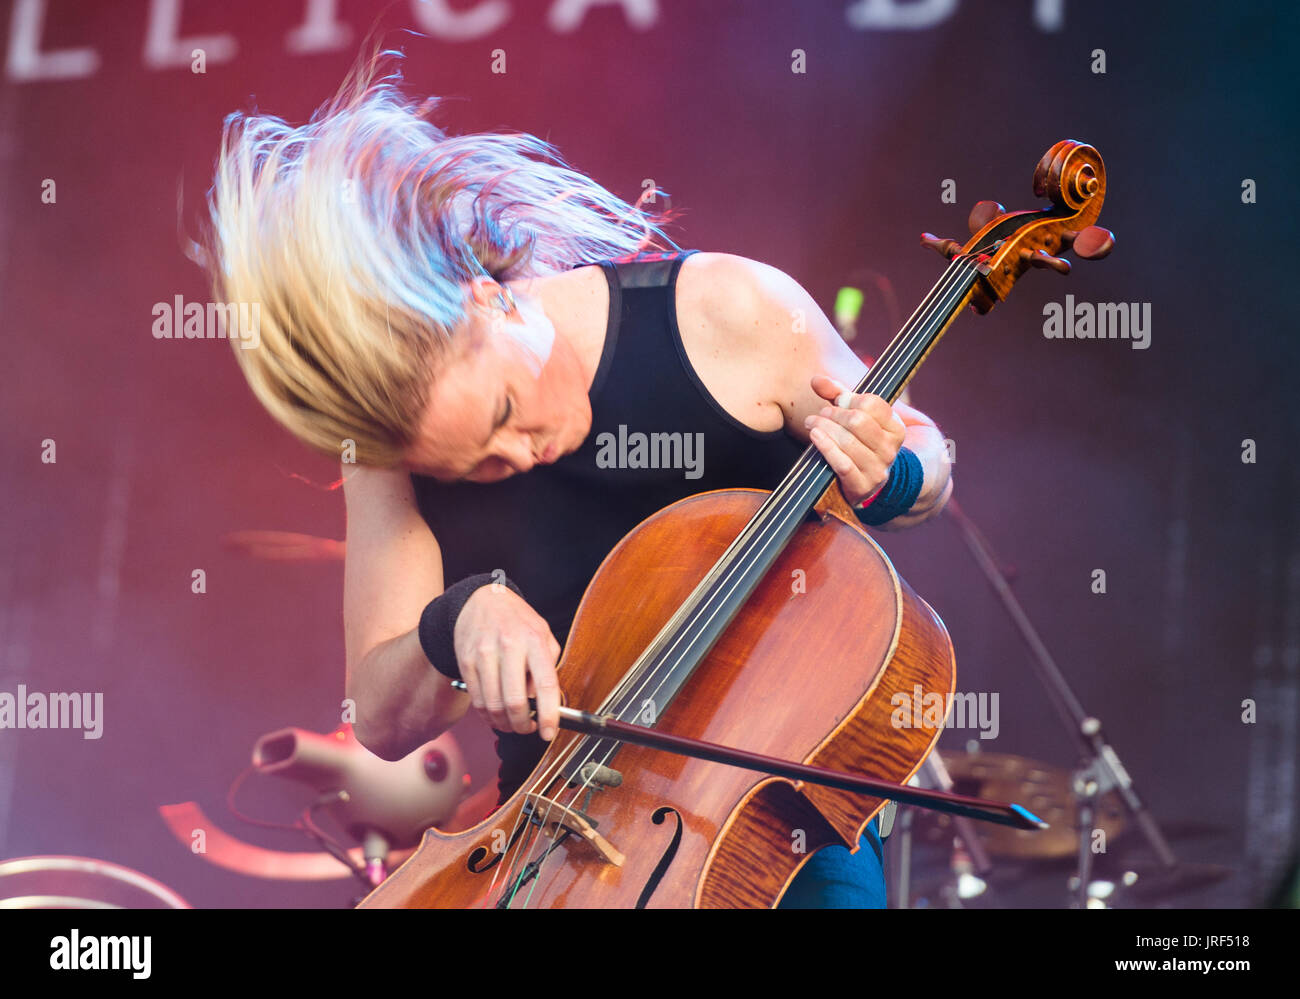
left=854, top=253, right=984, bottom=406
left=771, top=250, right=987, bottom=517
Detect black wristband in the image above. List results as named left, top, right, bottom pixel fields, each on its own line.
left=418, top=572, right=523, bottom=681
left=855, top=447, right=924, bottom=527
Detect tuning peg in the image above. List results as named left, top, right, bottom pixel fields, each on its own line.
left=968, top=200, right=1005, bottom=235
left=920, top=232, right=964, bottom=260
left=1063, top=225, right=1115, bottom=260
left=1027, top=249, right=1071, bottom=275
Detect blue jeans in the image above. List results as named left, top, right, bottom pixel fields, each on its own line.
left=777, top=817, right=888, bottom=909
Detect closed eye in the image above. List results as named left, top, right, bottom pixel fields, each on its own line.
left=494, top=396, right=513, bottom=431
left=481, top=395, right=512, bottom=448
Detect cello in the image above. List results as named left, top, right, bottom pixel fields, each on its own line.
left=357, top=140, right=1113, bottom=908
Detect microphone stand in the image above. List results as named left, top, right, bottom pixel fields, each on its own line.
left=942, top=496, right=1178, bottom=907
left=887, top=753, right=997, bottom=908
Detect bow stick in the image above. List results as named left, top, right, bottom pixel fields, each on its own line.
left=450, top=681, right=1045, bottom=832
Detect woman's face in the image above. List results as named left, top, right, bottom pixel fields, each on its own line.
left=401, top=284, right=592, bottom=483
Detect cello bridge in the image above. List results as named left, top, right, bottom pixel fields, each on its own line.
left=523, top=792, right=625, bottom=867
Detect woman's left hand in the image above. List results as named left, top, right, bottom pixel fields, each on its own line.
left=802, top=374, right=907, bottom=507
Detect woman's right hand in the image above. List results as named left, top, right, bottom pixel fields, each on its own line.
left=453, top=582, right=563, bottom=740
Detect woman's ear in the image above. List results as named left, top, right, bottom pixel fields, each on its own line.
left=466, top=274, right=501, bottom=310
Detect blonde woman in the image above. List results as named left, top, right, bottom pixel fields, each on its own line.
left=205, top=52, right=952, bottom=908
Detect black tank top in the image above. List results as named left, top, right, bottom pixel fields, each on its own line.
left=410, top=249, right=806, bottom=802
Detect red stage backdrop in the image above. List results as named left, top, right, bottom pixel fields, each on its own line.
left=0, top=0, right=1296, bottom=908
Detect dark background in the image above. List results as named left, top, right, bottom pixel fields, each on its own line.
left=0, top=0, right=1296, bottom=909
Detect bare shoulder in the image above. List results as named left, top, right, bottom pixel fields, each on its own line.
left=672, top=253, right=798, bottom=433
left=676, top=252, right=843, bottom=431
left=676, top=251, right=792, bottom=327
left=676, top=251, right=828, bottom=349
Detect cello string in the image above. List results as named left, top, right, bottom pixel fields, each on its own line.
left=535, top=253, right=983, bottom=818
left=505, top=816, right=548, bottom=909
left=535, top=253, right=985, bottom=825
left=481, top=792, right=534, bottom=906
left=584, top=249, right=983, bottom=721
left=500, top=809, right=553, bottom=909
left=599, top=251, right=984, bottom=713
left=493, top=245, right=993, bottom=903
left=488, top=730, right=584, bottom=908
left=602, top=254, right=983, bottom=734
left=497, top=248, right=986, bottom=905
left=491, top=728, right=601, bottom=907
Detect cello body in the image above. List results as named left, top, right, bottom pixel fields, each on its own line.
left=358, top=487, right=954, bottom=908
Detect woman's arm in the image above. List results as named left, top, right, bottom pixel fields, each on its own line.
left=343, top=463, right=564, bottom=760
left=803, top=379, right=953, bottom=531
left=858, top=398, right=953, bottom=530
left=683, top=252, right=953, bottom=528
left=343, top=463, right=468, bottom=761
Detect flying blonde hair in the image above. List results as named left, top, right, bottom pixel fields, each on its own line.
left=204, top=47, right=680, bottom=467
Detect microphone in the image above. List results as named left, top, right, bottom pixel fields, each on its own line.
left=252, top=723, right=469, bottom=848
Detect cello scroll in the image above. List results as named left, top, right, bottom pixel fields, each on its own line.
left=921, top=140, right=1115, bottom=314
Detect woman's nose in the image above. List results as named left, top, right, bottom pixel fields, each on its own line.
left=501, top=431, right=539, bottom=472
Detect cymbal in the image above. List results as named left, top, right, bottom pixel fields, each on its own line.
left=912, top=751, right=1126, bottom=859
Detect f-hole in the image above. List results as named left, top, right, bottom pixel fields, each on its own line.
left=467, top=819, right=528, bottom=874
left=635, top=806, right=683, bottom=909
